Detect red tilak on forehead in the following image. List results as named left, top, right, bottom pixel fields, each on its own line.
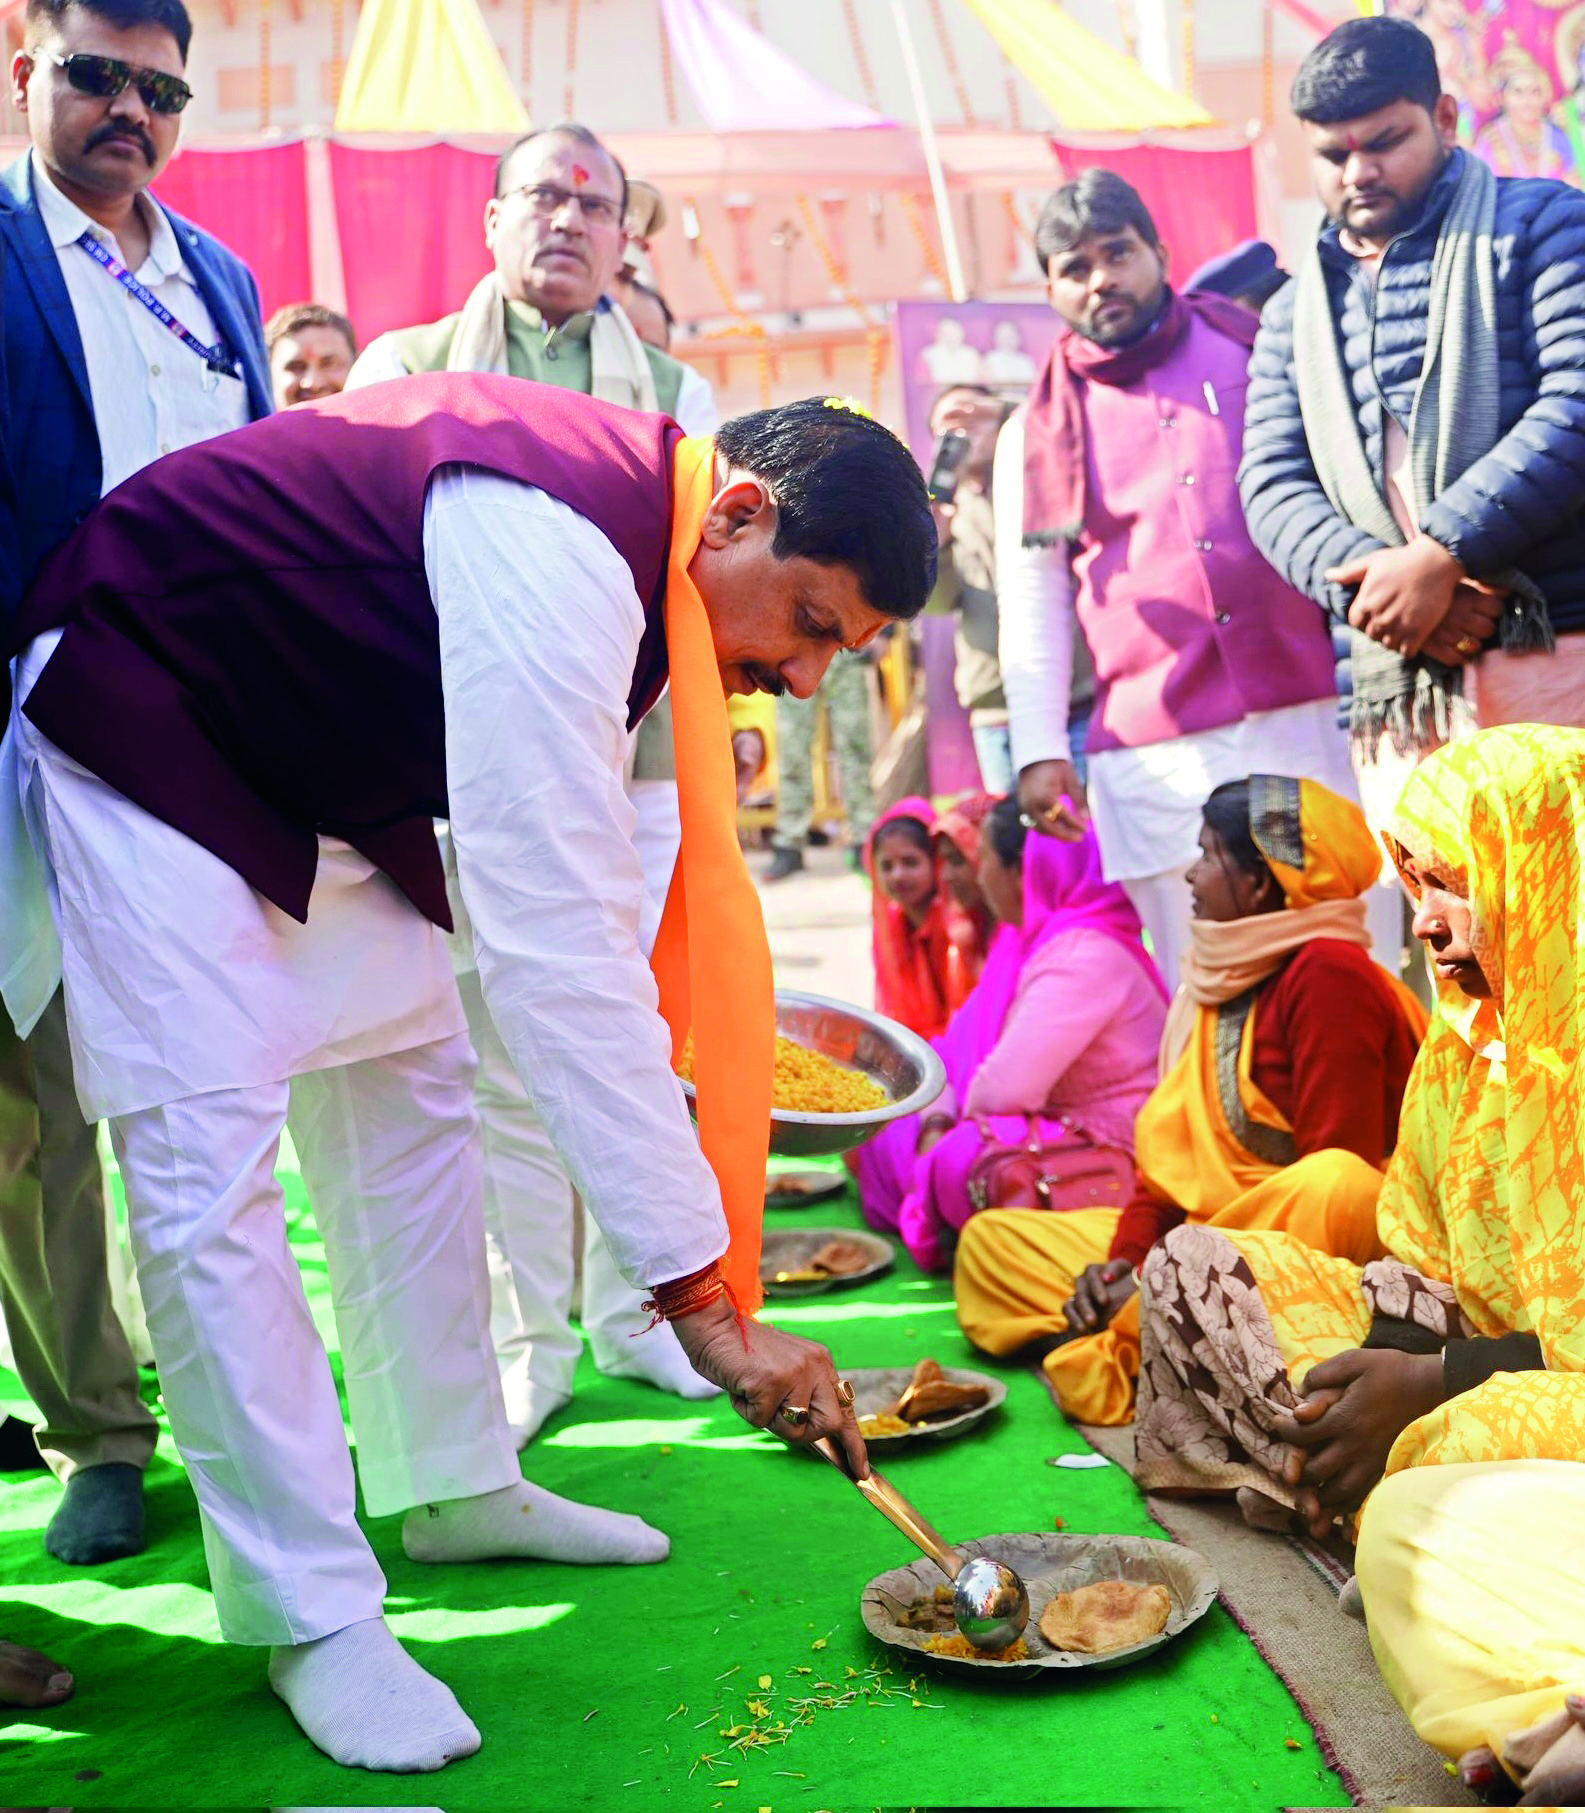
left=1345, top=132, right=1361, bottom=150
left=572, top=163, right=590, bottom=186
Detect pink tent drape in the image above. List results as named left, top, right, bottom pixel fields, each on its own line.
left=152, top=139, right=313, bottom=316
left=328, top=140, right=495, bottom=340
left=90, top=127, right=1262, bottom=343
left=1050, top=137, right=1259, bottom=283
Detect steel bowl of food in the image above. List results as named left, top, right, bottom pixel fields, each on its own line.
left=677, top=990, right=946, bottom=1158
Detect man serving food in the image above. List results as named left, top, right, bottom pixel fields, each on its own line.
left=0, top=377, right=935, bottom=1773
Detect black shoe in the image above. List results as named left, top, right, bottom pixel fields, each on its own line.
left=764, top=846, right=805, bottom=882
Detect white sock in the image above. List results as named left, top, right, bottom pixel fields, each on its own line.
left=502, top=1374, right=572, bottom=1450
left=268, top=1617, right=480, bottom=1774
left=402, top=1479, right=669, bottom=1567
left=593, top=1319, right=723, bottom=1400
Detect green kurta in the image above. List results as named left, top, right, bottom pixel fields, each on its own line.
left=389, top=300, right=689, bottom=418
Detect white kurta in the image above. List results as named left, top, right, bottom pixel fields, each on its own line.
left=7, top=476, right=728, bottom=1295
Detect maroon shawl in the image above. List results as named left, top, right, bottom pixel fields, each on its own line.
left=1021, top=289, right=1260, bottom=547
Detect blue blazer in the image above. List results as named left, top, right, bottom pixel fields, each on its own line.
left=0, top=153, right=272, bottom=619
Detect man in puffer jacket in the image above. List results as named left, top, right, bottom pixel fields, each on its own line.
left=1240, top=14, right=1585, bottom=833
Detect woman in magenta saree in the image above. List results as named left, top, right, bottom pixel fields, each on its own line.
left=853, top=801, right=1167, bottom=1270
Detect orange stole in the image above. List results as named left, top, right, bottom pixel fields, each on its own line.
left=649, top=437, right=776, bottom=1312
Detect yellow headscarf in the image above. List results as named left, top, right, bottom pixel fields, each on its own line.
left=1380, top=725, right=1585, bottom=1372
left=1163, top=775, right=1411, bottom=1068
left=1247, top=774, right=1383, bottom=909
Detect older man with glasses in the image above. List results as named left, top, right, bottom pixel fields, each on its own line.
left=348, top=122, right=714, bottom=432
left=0, top=0, right=271, bottom=1571
left=346, top=126, right=722, bottom=1444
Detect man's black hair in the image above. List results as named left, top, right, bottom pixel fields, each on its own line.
left=1033, top=169, right=1160, bottom=272
left=25, top=0, right=192, bottom=60
left=714, top=399, right=937, bottom=619
left=494, top=121, right=627, bottom=208
left=1290, top=16, right=1441, bottom=124
left=1201, top=780, right=1273, bottom=884
left=986, top=795, right=1028, bottom=872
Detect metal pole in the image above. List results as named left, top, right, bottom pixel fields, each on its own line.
left=889, top=0, right=968, bottom=302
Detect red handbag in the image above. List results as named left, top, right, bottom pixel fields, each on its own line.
left=964, top=1113, right=1135, bottom=1214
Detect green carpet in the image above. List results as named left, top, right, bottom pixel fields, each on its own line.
left=0, top=1164, right=1349, bottom=1809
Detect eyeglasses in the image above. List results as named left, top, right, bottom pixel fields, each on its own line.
left=503, top=181, right=624, bottom=229
left=43, top=52, right=193, bottom=115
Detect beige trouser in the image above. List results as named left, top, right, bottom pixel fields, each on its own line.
left=0, top=989, right=158, bottom=1478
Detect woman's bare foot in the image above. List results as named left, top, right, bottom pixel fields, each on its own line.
left=0, top=1640, right=73, bottom=1707
left=1236, top=1486, right=1304, bottom=1534
left=1512, top=1696, right=1585, bottom=1806
left=1453, top=1744, right=1515, bottom=1802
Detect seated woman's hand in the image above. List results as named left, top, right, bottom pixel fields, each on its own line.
left=670, top=1295, right=869, bottom=1478
left=1271, top=1348, right=1444, bottom=1535
left=915, top=1113, right=954, bottom=1157
left=1063, top=1259, right=1137, bottom=1335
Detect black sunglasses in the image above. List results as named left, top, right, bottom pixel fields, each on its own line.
left=44, top=51, right=192, bottom=115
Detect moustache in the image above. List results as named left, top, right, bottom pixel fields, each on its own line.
left=86, top=122, right=155, bottom=162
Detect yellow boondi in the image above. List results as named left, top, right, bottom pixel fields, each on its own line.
left=858, top=1412, right=913, bottom=1438
left=922, top=1633, right=1031, bottom=1662
left=676, top=1034, right=887, bottom=1115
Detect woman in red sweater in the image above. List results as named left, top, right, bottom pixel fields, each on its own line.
left=954, top=774, right=1426, bottom=1424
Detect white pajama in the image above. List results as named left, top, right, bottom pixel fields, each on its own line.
left=111, top=1033, right=518, bottom=1644
left=445, top=752, right=688, bottom=1417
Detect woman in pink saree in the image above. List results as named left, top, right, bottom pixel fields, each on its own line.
left=853, top=800, right=1167, bottom=1269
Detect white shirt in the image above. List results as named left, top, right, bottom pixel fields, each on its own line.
left=993, top=407, right=1357, bottom=883
left=31, top=151, right=249, bottom=495
left=426, top=469, right=727, bottom=1290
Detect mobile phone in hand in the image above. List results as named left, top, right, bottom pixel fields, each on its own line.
left=927, top=430, right=971, bottom=506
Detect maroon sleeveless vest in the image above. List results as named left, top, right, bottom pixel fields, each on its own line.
left=11, top=374, right=684, bottom=930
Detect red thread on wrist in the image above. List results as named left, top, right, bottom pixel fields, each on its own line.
left=639, top=1260, right=726, bottom=1331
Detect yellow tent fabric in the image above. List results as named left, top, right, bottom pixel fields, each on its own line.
left=334, top=0, right=529, bottom=134
left=955, top=0, right=1213, bottom=131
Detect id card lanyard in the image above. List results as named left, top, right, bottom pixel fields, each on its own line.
left=76, top=230, right=240, bottom=390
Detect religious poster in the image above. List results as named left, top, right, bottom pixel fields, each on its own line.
left=893, top=298, right=1060, bottom=461
left=1389, top=0, right=1585, bottom=183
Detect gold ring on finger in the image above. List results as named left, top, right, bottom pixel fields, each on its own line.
left=1456, top=635, right=1479, bottom=655
left=835, top=1378, right=855, bottom=1409
left=778, top=1403, right=810, bottom=1427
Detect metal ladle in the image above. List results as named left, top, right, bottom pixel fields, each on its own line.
left=812, top=1436, right=1030, bottom=1652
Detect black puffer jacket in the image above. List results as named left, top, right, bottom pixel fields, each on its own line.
left=1240, top=151, right=1585, bottom=639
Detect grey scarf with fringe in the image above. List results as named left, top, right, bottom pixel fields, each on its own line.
left=1292, top=151, right=1553, bottom=755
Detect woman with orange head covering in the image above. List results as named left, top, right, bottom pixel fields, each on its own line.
left=866, top=798, right=953, bottom=1040
left=955, top=774, right=1427, bottom=1425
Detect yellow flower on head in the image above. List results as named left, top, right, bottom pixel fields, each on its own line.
left=822, top=395, right=874, bottom=419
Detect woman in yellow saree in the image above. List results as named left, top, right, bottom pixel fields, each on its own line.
left=1135, top=726, right=1585, bottom=1802
left=954, top=774, right=1425, bottom=1425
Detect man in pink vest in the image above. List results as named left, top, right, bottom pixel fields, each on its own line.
left=998, top=171, right=1391, bottom=986
left=0, top=376, right=934, bottom=1773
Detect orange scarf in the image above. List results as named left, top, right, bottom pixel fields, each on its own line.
left=649, top=437, right=776, bottom=1313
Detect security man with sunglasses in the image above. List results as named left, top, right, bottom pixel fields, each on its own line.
left=0, top=0, right=270, bottom=1572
